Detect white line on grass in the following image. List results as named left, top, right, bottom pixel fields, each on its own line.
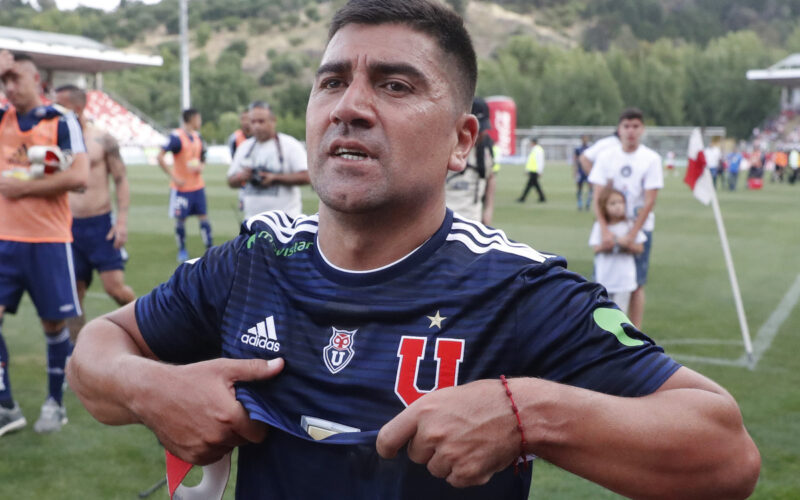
left=673, top=273, right=800, bottom=370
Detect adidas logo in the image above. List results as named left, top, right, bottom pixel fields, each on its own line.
left=240, top=316, right=281, bottom=352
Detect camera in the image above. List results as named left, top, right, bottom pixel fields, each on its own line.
left=249, top=168, right=267, bottom=187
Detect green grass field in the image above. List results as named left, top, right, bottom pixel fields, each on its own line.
left=1, top=163, right=798, bottom=499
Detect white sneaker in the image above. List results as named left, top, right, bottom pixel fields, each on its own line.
left=33, top=398, right=67, bottom=433
left=0, top=402, right=26, bottom=437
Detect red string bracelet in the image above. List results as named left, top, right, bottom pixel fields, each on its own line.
left=500, top=375, right=529, bottom=474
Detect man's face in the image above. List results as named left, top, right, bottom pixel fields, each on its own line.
left=240, top=112, right=252, bottom=135
left=250, top=107, right=276, bottom=142
left=54, top=91, right=82, bottom=117
left=189, top=113, right=202, bottom=130
left=1, top=60, right=40, bottom=111
left=306, top=23, right=475, bottom=214
left=618, top=118, right=644, bottom=150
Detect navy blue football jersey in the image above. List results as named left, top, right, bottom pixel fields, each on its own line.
left=136, top=209, right=680, bottom=499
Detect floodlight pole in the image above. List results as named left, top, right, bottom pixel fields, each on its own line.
left=180, top=0, right=190, bottom=110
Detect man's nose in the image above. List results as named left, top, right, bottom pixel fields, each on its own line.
left=329, top=77, right=376, bottom=128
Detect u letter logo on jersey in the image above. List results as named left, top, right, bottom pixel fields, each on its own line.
left=323, top=327, right=357, bottom=374
left=394, top=336, right=465, bottom=407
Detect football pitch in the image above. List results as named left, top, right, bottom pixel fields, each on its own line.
left=1, top=163, right=798, bottom=499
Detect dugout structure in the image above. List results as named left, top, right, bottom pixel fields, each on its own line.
left=0, top=26, right=166, bottom=150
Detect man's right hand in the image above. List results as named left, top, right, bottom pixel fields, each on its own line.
left=0, top=50, right=13, bottom=75
left=599, top=227, right=615, bottom=252
left=132, top=357, right=285, bottom=465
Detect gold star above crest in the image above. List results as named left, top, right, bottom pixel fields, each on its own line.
left=427, top=310, right=447, bottom=329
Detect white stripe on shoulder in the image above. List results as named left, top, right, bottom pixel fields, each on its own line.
left=246, top=211, right=318, bottom=243
left=449, top=216, right=548, bottom=263
left=63, top=112, right=86, bottom=153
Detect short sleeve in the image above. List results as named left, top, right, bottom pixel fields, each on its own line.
left=135, top=236, right=247, bottom=363
left=588, top=223, right=601, bottom=246
left=161, top=134, right=182, bottom=153
left=516, top=262, right=681, bottom=397
left=643, top=152, right=664, bottom=190
left=57, top=112, right=86, bottom=153
left=227, top=140, right=249, bottom=177
left=635, top=230, right=648, bottom=244
left=588, top=149, right=610, bottom=186
left=284, top=135, right=308, bottom=173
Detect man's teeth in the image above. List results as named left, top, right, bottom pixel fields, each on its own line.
left=335, top=148, right=368, bottom=160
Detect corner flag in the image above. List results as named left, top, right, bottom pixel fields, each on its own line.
left=684, top=128, right=754, bottom=364
left=684, top=128, right=715, bottom=205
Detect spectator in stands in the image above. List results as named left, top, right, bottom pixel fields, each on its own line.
left=157, top=108, right=212, bottom=262
left=226, top=101, right=310, bottom=219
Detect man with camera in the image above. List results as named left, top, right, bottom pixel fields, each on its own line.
left=227, top=101, right=309, bottom=219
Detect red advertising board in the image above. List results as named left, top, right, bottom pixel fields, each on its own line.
left=486, top=96, right=516, bottom=156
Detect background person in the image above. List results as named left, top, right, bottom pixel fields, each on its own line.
left=573, top=135, right=591, bottom=210
left=0, top=50, right=88, bottom=436
left=54, top=85, right=135, bottom=343
left=445, top=96, right=496, bottom=224
left=157, top=108, right=212, bottom=262
left=589, top=107, right=663, bottom=330
left=589, top=186, right=646, bottom=315
left=516, top=137, right=546, bottom=203
left=226, top=101, right=309, bottom=219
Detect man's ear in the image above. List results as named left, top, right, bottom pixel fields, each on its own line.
left=447, top=113, right=479, bottom=173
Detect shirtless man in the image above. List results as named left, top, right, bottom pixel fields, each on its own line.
left=55, top=85, right=134, bottom=342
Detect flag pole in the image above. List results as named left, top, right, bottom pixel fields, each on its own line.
left=707, top=183, right=754, bottom=364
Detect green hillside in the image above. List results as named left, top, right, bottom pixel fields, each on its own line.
left=1, top=0, right=797, bottom=139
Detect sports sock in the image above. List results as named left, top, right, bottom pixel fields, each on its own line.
left=45, top=327, right=71, bottom=406
left=175, top=221, right=186, bottom=251
left=200, top=220, right=213, bottom=249
left=0, top=318, right=14, bottom=408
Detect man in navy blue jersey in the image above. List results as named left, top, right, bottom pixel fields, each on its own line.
left=67, top=1, right=760, bottom=499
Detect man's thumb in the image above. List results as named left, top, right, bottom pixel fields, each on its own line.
left=223, top=357, right=284, bottom=382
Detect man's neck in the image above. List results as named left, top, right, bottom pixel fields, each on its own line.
left=183, top=125, right=195, bottom=134
left=622, top=142, right=639, bottom=153
left=256, top=133, right=276, bottom=144
left=317, top=202, right=446, bottom=271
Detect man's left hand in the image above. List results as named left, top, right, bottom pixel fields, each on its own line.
left=618, top=232, right=636, bottom=249
left=376, top=379, right=520, bottom=488
left=106, top=222, right=128, bottom=249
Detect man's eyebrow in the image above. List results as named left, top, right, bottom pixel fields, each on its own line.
left=316, top=60, right=351, bottom=78
left=368, top=62, right=427, bottom=83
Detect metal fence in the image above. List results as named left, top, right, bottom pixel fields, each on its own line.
left=512, top=126, right=726, bottom=163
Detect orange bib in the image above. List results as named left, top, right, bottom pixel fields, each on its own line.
left=171, top=129, right=204, bottom=192
left=0, top=107, right=72, bottom=242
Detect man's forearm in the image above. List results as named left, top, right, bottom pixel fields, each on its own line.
left=114, top=177, right=130, bottom=224
left=67, top=314, right=158, bottom=425
left=511, top=373, right=759, bottom=499
left=16, top=153, right=88, bottom=197
left=629, top=190, right=657, bottom=236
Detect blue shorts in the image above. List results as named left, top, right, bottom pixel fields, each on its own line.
left=634, top=231, right=653, bottom=287
left=169, top=188, right=207, bottom=219
left=72, top=212, right=127, bottom=287
left=0, top=240, right=81, bottom=319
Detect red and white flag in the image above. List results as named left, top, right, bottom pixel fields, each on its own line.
left=684, top=128, right=714, bottom=205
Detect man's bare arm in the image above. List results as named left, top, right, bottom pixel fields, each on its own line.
left=0, top=151, right=88, bottom=199
left=377, top=367, right=760, bottom=499
left=156, top=149, right=184, bottom=187
left=620, top=188, right=657, bottom=249
left=105, top=134, right=130, bottom=248
left=67, top=302, right=285, bottom=464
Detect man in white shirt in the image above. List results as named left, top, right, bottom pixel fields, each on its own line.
left=578, top=132, right=620, bottom=176
left=227, top=101, right=310, bottom=219
left=704, top=140, right=722, bottom=190
left=588, top=108, right=663, bottom=329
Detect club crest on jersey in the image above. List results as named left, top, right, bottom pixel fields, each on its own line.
left=323, top=327, right=357, bottom=374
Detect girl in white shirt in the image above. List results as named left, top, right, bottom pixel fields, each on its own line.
left=589, top=187, right=647, bottom=315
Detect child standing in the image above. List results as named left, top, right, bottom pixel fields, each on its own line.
left=589, top=187, right=648, bottom=315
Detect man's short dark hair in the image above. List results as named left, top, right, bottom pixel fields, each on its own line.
left=55, top=84, right=87, bottom=108
left=618, top=107, right=644, bottom=123
left=248, top=100, right=271, bottom=112
left=182, top=108, right=200, bottom=123
left=329, top=0, right=476, bottom=111
left=12, top=53, right=35, bottom=63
